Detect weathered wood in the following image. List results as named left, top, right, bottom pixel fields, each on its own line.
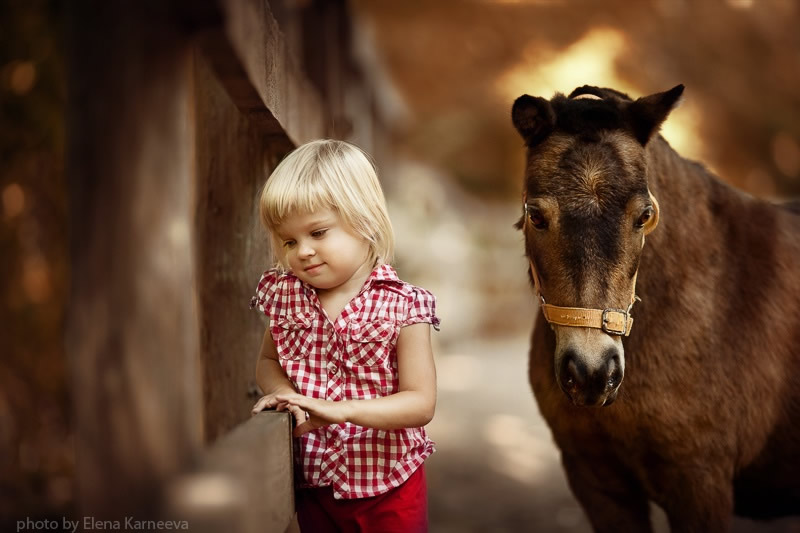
left=197, top=27, right=288, bottom=137
left=164, top=411, right=295, bottom=533
left=194, top=50, right=286, bottom=442
left=66, top=1, right=204, bottom=519
left=64, top=0, right=381, bottom=525
left=218, top=0, right=325, bottom=144
left=301, top=1, right=349, bottom=136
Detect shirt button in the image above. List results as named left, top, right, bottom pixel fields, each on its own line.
left=329, top=364, right=339, bottom=375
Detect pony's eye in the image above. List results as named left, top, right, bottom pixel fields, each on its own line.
left=635, top=207, right=654, bottom=228
left=528, top=207, right=549, bottom=230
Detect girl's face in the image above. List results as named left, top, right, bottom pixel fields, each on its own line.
left=276, top=208, right=373, bottom=292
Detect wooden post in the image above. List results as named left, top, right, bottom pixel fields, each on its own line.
left=192, top=50, right=281, bottom=442
left=65, top=0, right=377, bottom=526
left=65, top=2, right=204, bottom=518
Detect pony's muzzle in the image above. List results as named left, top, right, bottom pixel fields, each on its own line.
left=557, top=347, right=623, bottom=407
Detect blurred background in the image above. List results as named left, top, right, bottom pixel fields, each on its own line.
left=2, top=0, right=799, bottom=531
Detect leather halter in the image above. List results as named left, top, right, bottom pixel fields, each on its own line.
left=524, top=193, right=659, bottom=337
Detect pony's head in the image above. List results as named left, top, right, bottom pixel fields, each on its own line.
left=512, top=85, right=683, bottom=406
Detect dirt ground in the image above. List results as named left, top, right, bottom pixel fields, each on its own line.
left=425, top=334, right=800, bottom=533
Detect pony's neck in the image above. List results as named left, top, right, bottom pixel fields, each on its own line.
left=638, top=137, right=729, bottom=300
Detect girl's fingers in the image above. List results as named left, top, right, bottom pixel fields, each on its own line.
left=293, top=420, right=316, bottom=437
left=251, top=396, right=271, bottom=415
left=283, top=397, right=312, bottom=411
left=274, top=394, right=295, bottom=405
left=286, top=404, right=306, bottom=422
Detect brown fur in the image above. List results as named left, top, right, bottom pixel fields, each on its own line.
left=515, top=86, right=800, bottom=531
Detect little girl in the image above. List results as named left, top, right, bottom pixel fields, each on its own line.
left=250, top=139, right=439, bottom=532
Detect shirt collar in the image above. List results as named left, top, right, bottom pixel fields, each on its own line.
left=291, top=263, right=402, bottom=296
left=358, top=263, right=404, bottom=298
left=367, top=263, right=401, bottom=285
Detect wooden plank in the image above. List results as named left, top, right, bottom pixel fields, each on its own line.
left=164, top=412, right=295, bottom=533
left=193, top=49, right=291, bottom=442
left=219, top=0, right=325, bottom=144
left=65, top=1, right=204, bottom=519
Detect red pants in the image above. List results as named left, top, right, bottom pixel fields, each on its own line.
left=295, top=466, right=428, bottom=533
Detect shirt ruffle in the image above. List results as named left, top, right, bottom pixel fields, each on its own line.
left=400, top=286, right=441, bottom=331
left=249, top=268, right=296, bottom=317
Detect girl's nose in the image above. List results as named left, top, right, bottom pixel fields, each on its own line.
left=297, top=241, right=315, bottom=258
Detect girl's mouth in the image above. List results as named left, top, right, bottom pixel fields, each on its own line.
left=304, top=263, right=323, bottom=273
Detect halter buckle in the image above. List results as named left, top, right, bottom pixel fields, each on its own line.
left=601, top=309, right=628, bottom=336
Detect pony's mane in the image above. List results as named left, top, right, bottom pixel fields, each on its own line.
left=549, top=86, right=635, bottom=142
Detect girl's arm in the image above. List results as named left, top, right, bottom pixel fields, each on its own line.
left=277, top=322, right=436, bottom=435
left=251, top=327, right=300, bottom=415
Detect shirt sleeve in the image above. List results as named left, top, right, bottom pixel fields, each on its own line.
left=249, top=269, right=281, bottom=317
left=401, top=286, right=441, bottom=331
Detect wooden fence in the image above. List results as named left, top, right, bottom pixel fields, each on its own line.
left=65, top=1, right=386, bottom=530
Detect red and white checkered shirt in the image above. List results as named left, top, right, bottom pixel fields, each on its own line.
left=251, top=263, right=439, bottom=499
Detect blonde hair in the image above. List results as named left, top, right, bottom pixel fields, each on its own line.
left=259, top=139, right=395, bottom=271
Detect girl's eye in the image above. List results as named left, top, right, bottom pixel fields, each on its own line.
left=527, top=207, right=548, bottom=230
left=635, top=207, right=654, bottom=228
left=311, top=229, right=327, bottom=238
left=283, top=240, right=296, bottom=248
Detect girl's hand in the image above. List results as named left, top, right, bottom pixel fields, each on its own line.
left=251, top=392, right=285, bottom=415
left=275, top=393, right=349, bottom=437
left=252, top=393, right=310, bottom=431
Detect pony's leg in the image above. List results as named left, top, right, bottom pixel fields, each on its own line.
left=562, top=453, right=652, bottom=533
left=658, top=471, right=733, bottom=533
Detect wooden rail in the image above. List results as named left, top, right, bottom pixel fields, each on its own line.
left=164, top=411, right=296, bottom=533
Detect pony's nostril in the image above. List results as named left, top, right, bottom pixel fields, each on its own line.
left=560, top=351, right=587, bottom=394
left=605, top=351, right=623, bottom=390
left=559, top=348, right=622, bottom=405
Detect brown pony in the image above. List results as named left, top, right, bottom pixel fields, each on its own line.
left=512, top=85, right=800, bottom=532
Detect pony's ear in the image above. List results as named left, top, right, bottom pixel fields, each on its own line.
left=628, top=85, right=684, bottom=146
left=512, top=95, right=556, bottom=147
